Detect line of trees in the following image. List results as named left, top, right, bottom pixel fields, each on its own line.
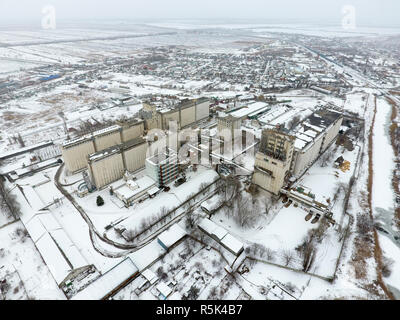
left=0, top=176, right=21, bottom=219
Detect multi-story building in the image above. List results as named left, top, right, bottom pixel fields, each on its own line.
left=116, top=118, right=145, bottom=142
left=145, top=148, right=179, bottom=187
left=252, top=128, right=295, bottom=195
left=253, top=109, right=343, bottom=195
left=290, top=109, right=343, bottom=178
left=217, top=113, right=242, bottom=142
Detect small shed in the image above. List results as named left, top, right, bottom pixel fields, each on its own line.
left=156, top=281, right=172, bottom=300
left=141, top=269, right=158, bottom=285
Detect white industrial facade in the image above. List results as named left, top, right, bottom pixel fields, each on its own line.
left=61, top=138, right=96, bottom=173
left=143, top=97, right=210, bottom=131
left=61, top=120, right=145, bottom=173
left=252, top=129, right=295, bottom=195
left=291, top=109, right=343, bottom=178
left=88, top=137, right=148, bottom=189
left=253, top=109, right=343, bottom=194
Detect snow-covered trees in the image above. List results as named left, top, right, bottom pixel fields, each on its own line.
left=296, top=233, right=317, bottom=272
left=282, top=249, right=295, bottom=267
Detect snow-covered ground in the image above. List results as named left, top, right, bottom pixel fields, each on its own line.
left=0, top=220, right=66, bottom=300
left=371, top=97, right=400, bottom=296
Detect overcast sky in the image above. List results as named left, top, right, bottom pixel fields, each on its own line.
left=0, top=0, right=399, bottom=27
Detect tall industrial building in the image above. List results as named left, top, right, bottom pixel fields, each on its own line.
left=142, top=97, right=210, bottom=131
left=145, top=148, right=179, bottom=187
left=217, top=113, right=242, bottom=142
left=253, top=109, right=343, bottom=195
left=87, top=137, right=147, bottom=189
left=253, top=128, right=295, bottom=195
left=61, top=118, right=144, bottom=173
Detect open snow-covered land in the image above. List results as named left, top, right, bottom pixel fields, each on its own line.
left=1, top=19, right=400, bottom=301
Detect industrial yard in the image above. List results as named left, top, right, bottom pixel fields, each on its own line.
left=1, top=4, right=400, bottom=303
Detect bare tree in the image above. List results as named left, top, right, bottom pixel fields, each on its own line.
left=265, top=247, right=275, bottom=261
left=17, top=133, right=25, bottom=148
left=382, top=256, right=395, bottom=278
left=0, top=179, right=21, bottom=219
left=235, top=194, right=256, bottom=228
left=184, top=285, right=200, bottom=300
left=357, top=214, right=373, bottom=240
left=296, top=233, right=317, bottom=272
left=320, top=149, right=334, bottom=167
left=262, top=197, right=272, bottom=216
left=159, top=206, right=169, bottom=218
left=184, top=208, right=197, bottom=232
left=207, top=286, right=219, bottom=300
left=282, top=249, right=295, bottom=267
left=222, top=176, right=240, bottom=206
left=124, top=228, right=137, bottom=242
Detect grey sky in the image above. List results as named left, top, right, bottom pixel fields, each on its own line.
left=0, top=0, right=399, bottom=27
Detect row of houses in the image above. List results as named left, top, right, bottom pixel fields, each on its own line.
left=72, top=224, right=187, bottom=300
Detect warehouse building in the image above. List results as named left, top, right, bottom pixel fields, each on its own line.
left=88, top=137, right=147, bottom=189
left=111, top=175, right=159, bottom=207
left=18, top=207, right=92, bottom=288
left=290, top=109, right=343, bottom=178
left=229, top=101, right=269, bottom=120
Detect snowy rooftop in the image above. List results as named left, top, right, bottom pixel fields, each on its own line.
left=157, top=223, right=187, bottom=249
left=72, top=258, right=138, bottom=300
left=220, top=234, right=244, bottom=256
left=229, top=101, right=268, bottom=119
left=156, top=281, right=172, bottom=299
left=114, top=176, right=156, bottom=201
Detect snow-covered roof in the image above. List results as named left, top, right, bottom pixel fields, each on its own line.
left=156, top=281, right=172, bottom=298
left=17, top=200, right=90, bottom=286
left=220, top=234, right=244, bottom=256
left=72, top=258, right=138, bottom=300
left=114, top=176, right=156, bottom=201
left=147, top=186, right=160, bottom=196
left=230, top=101, right=268, bottom=119
left=198, top=218, right=228, bottom=240
left=141, top=269, right=158, bottom=284
left=157, top=224, right=186, bottom=249
left=21, top=186, right=46, bottom=211
left=201, top=195, right=220, bottom=213
left=25, top=215, right=47, bottom=242
left=36, top=233, right=73, bottom=285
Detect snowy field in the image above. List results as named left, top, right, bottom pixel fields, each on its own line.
left=0, top=220, right=65, bottom=300
left=371, top=97, right=400, bottom=296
